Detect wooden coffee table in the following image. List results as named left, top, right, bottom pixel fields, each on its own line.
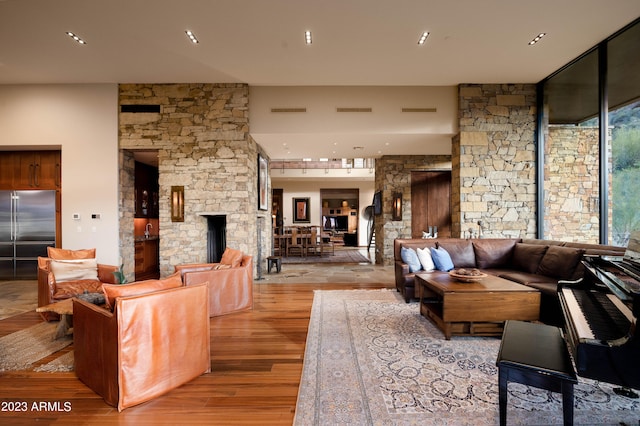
left=36, top=298, right=74, bottom=339
left=415, top=272, right=540, bottom=339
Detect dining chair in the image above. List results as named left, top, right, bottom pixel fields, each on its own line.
left=306, top=226, right=321, bottom=256
left=287, top=227, right=305, bottom=257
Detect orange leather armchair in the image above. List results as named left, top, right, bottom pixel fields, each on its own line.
left=73, top=283, right=210, bottom=411
left=37, top=256, right=119, bottom=321
left=175, top=254, right=253, bottom=317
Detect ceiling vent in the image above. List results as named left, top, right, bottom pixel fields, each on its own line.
left=336, top=107, right=372, bottom=113
left=270, top=107, right=307, bottom=113
left=401, top=107, right=437, bottom=113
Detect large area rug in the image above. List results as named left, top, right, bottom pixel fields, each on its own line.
left=0, top=321, right=72, bottom=372
left=294, top=289, right=640, bottom=425
left=282, top=248, right=371, bottom=264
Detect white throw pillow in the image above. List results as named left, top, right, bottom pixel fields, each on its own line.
left=50, top=258, right=99, bottom=283
left=416, top=247, right=435, bottom=271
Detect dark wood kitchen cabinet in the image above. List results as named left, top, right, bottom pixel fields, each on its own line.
left=0, top=151, right=61, bottom=190
left=134, top=238, right=159, bottom=280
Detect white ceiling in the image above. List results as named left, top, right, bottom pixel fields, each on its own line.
left=1, top=0, right=639, bottom=160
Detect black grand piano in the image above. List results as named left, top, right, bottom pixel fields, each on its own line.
left=558, top=231, right=640, bottom=397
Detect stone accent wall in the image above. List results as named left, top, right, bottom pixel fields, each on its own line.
left=119, top=83, right=267, bottom=277
left=374, top=155, right=452, bottom=265
left=544, top=126, right=610, bottom=243
left=119, top=150, right=136, bottom=282
left=456, top=84, right=537, bottom=239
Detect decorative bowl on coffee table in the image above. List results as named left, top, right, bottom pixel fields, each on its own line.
left=448, top=271, right=488, bottom=283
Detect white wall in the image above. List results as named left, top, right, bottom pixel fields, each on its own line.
left=0, top=84, right=120, bottom=265
left=272, top=178, right=375, bottom=246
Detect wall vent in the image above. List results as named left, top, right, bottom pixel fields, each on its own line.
left=401, top=107, right=437, bottom=113
left=121, top=104, right=161, bottom=113
left=336, top=107, right=372, bottom=113
left=270, top=107, right=307, bottom=113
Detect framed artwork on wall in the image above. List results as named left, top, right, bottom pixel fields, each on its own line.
left=293, top=197, right=310, bottom=223
left=258, top=154, right=268, bottom=211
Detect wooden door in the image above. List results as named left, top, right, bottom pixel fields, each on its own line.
left=411, top=171, right=452, bottom=238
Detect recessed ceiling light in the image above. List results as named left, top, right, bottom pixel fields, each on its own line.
left=185, top=30, right=199, bottom=44
left=66, top=32, right=87, bottom=45
left=304, top=30, right=312, bottom=45
left=528, top=33, right=546, bottom=45
left=417, top=32, right=429, bottom=45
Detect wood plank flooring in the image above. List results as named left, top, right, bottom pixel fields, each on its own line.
left=0, top=281, right=393, bottom=425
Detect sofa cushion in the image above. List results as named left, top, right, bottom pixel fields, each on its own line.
left=436, top=240, right=475, bottom=268
left=416, top=247, right=435, bottom=271
left=220, top=248, right=243, bottom=268
left=512, top=243, right=548, bottom=274
left=536, top=245, right=585, bottom=280
left=102, top=272, right=183, bottom=311
left=401, top=247, right=422, bottom=273
left=48, top=247, right=96, bottom=260
left=50, top=258, right=98, bottom=283
left=430, top=247, right=454, bottom=272
left=498, top=271, right=554, bottom=285
left=472, top=239, right=518, bottom=269
left=523, top=281, right=560, bottom=296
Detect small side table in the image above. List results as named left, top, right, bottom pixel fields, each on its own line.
left=496, top=320, right=577, bottom=426
left=36, top=298, right=74, bottom=339
left=267, top=256, right=282, bottom=273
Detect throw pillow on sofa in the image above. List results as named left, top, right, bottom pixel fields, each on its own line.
left=50, top=258, right=99, bottom=282
left=400, top=247, right=422, bottom=273
left=416, top=247, right=435, bottom=271
left=430, top=247, right=454, bottom=272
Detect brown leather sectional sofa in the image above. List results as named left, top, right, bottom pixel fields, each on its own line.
left=394, top=238, right=625, bottom=325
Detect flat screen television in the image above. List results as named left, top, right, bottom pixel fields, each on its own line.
left=323, top=215, right=349, bottom=231
left=323, top=216, right=336, bottom=230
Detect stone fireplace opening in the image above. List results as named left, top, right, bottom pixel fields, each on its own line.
left=206, top=215, right=226, bottom=263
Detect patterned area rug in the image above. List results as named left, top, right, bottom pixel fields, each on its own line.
left=294, top=289, right=640, bottom=425
left=0, top=321, right=72, bottom=372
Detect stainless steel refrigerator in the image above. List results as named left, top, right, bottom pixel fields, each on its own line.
left=0, top=190, right=56, bottom=280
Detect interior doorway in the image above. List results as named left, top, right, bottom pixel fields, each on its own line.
left=320, top=188, right=359, bottom=246
left=411, top=171, right=452, bottom=238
